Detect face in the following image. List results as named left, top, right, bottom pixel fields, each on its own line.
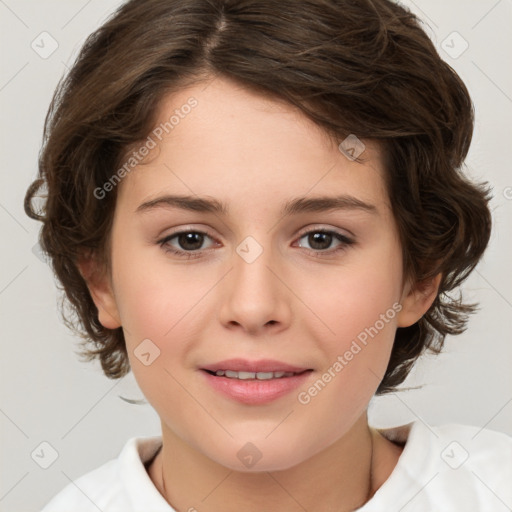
left=87, top=75, right=430, bottom=472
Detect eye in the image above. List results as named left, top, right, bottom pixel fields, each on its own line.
left=157, top=227, right=354, bottom=260
left=295, top=229, right=354, bottom=255
left=158, top=230, right=217, bottom=259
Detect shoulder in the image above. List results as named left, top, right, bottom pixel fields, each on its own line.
left=409, top=421, right=512, bottom=454
left=422, top=422, right=512, bottom=477
left=40, top=436, right=166, bottom=512
left=380, top=421, right=512, bottom=466
left=429, top=423, right=512, bottom=499
left=365, top=422, right=512, bottom=512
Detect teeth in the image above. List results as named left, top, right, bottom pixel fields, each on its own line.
left=214, top=370, right=296, bottom=380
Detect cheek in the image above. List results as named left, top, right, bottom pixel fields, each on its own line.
left=114, top=259, right=210, bottom=409
left=296, top=245, right=402, bottom=415
left=112, top=243, right=213, bottom=339
left=293, top=263, right=401, bottom=447
left=111, top=239, right=228, bottom=382
left=305, top=250, right=402, bottom=350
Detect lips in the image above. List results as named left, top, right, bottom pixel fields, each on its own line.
left=200, top=358, right=311, bottom=374
left=201, top=363, right=314, bottom=404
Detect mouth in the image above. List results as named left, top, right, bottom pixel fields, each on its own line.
left=202, top=369, right=313, bottom=380
left=200, top=363, right=314, bottom=405
left=200, top=358, right=313, bottom=379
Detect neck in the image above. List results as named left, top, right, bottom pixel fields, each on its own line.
left=147, top=412, right=401, bottom=512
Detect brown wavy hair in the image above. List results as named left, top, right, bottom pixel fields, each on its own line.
left=24, top=0, right=492, bottom=394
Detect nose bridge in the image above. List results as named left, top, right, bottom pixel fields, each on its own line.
left=219, top=232, right=290, bottom=333
left=232, top=233, right=279, bottom=300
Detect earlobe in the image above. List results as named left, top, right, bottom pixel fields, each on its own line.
left=77, top=255, right=122, bottom=330
left=397, top=273, right=442, bottom=328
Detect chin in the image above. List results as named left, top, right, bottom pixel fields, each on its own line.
left=203, top=437, right=315, bottom=473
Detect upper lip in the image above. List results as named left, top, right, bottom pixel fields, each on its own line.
left=201, top=358, right=311, bottom=373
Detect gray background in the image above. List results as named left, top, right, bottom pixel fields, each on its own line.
left=1, top=1, right=511, bottom=511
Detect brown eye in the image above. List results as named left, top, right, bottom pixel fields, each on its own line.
left=296, top=230, right=354, bottom=254
left=175, top=232, right=205, bottom=251
left=158, top=230, right=217, bottom=259
left=307, top=232, right=333, bottom=251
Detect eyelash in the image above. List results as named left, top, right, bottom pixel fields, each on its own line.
left=157, top=228, right=355, bottom=260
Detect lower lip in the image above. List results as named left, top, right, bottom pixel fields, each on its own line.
left=201, top=370, right=313, bottom=405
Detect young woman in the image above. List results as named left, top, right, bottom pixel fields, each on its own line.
left=25, top=1, right=511, bottom=510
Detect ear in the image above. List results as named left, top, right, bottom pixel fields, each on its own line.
left=77, top=253, right=121, bottom=330
left=396, top=273, right=442, bottom=328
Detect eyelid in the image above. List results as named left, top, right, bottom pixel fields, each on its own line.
left=156, top=228, right=218, bottom=261
left=159, top=228, right=354, bottom=265
left=159, top=224, right=353, bottom=244
left=159, top=225, right=217, bottom=239
left=295, top=224, right=353, bottom=240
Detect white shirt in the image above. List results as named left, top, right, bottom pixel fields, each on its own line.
left=40, top=421, right=512, bottom=512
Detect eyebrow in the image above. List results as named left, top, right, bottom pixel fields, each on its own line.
left=135, top=194, right=378, bottom=216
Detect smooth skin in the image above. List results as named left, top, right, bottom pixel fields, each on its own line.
left=80, top=75, right=441, bottom=512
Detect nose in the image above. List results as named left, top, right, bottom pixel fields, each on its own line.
left=218, top=238, right=292, bottom=336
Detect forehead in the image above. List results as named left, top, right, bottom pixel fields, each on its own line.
left=116, top=76, right=388, bottom=214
